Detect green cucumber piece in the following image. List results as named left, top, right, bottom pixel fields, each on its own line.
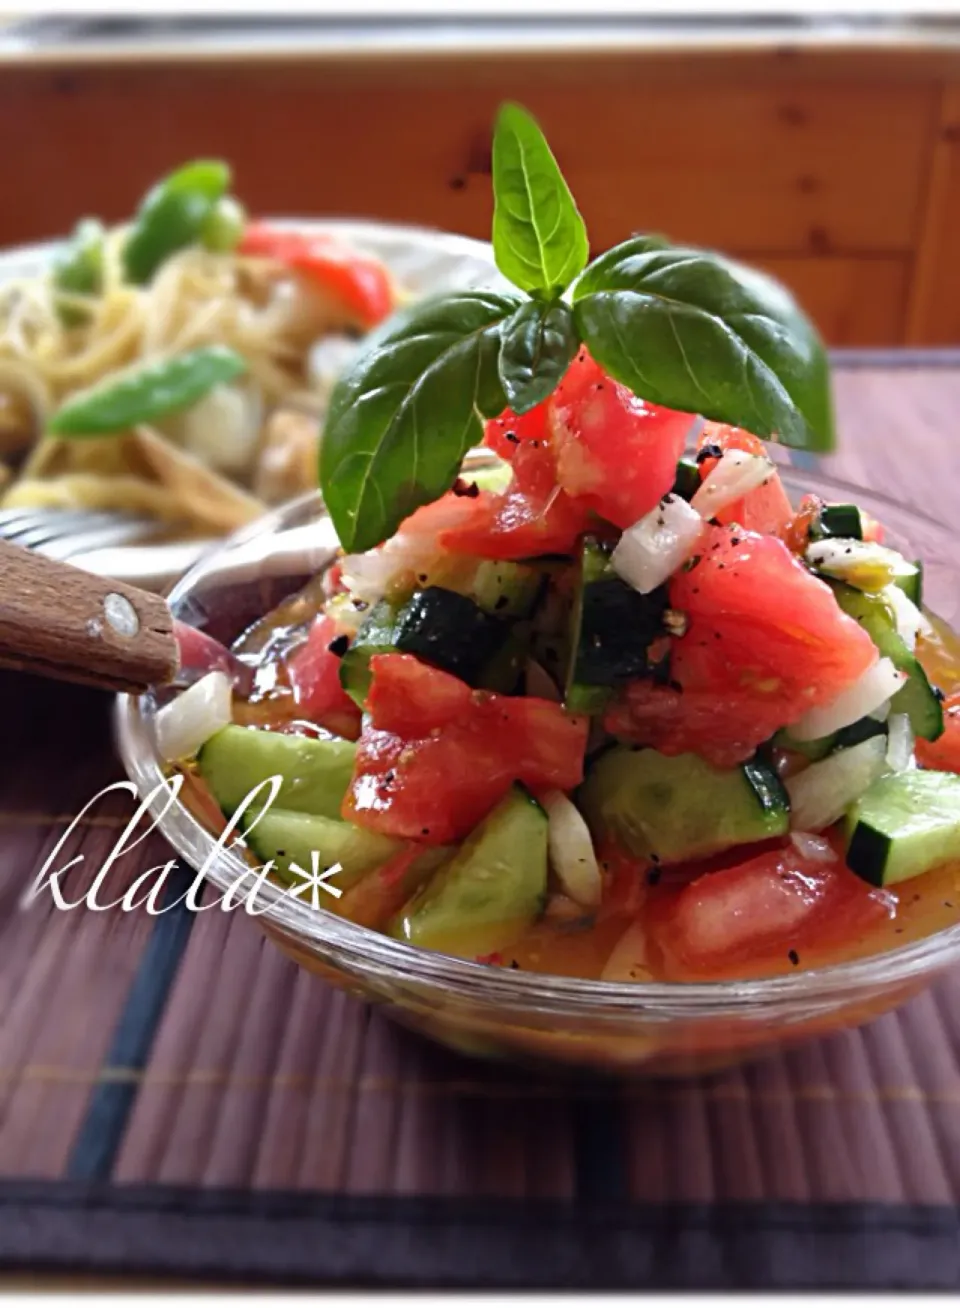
left=564, top=536, right=668, bottom=713
left=471, top=560, right=546, bottom=619
left=831, top=582, right=943, bottom=741
left=844, top=770, right=960, bottom=886
left=578, top=746, right=790, bottom=864
left=389, top=786, right=548, bottom=957
left=245, top=807, right=404, bottom=894
left=338, top=599, right=401, bottom=708
left=810, top=503, right=864, bottom=542
left=672, top=456, right=701, bottom=501
left=197, top=725, right=355, bottom=821
left=395, top=586, right=510, bottom=683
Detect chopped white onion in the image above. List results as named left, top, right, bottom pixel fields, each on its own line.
left=541, top=789, right=602, bottom=907
left=785, top=735, right=888, bottom=831
left=155, top=671, right=233, bottom=763
left=805, top=538, right=916, bottom=592
left=789, top=832, right=837, bottom=862
left=611, top=494, right=705, bottom=595
left=886, top=712, right=916, bottom=772
left=306, top=334, right=362, bottom=399
left=525, top=658, right=561, bottom=702
left=601, top=919, right=653, bottom=983
left=881, top=583, right=931, bottom=649
left=339, top=549, right=400, bottom=604
left=789, top=657, right=905, bottom=741
left=689, top=449, right=774, bottom=519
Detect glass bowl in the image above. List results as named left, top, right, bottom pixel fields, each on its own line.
left=115, top=452, right=960, bottom=1077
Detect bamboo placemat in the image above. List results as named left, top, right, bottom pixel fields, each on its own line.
left=0, top=358, right=958, bottom=1289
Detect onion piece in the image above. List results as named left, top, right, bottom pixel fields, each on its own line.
left=886, top=712, right=916, bottom=772
left=785, top=735, right=888, bottom=832
left=689, top=449, right=774, bottom=519
left=881, top=583, right=931, bottom=648
left=611, top=493, right=705, bottom=595
left=789, top=657, right=905, bottom=741
left=805, top=538, right=917, bottom=592
left=601, top=918, right=654, bottom=983
left=156, top=671, right=233, bottom=763
left=789, top=832, right=837, bottom=862
left=541, top=789, right=602, bottom=907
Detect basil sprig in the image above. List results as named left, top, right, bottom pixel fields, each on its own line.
left=572, top=238, right=833, bottom=452
left=321, top=292, right=519, bottom=553
left=321, top=103, right=834, bottom=552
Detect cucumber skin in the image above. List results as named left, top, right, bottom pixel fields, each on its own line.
left=830, top=582, right=943, bottom=742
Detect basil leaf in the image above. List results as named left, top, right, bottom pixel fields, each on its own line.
left=498, top=300, right=579, bottom=415
left=573, top=238, right=834, bottom=452
left=492, top=102, right=589, bottom=299
left=320, top=291, right=520, bottom=553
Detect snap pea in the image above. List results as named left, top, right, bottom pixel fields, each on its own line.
left=52, top=218, right=106, bottom=326
left=200, top=195, right=247, bottom=254
left=47, top=345, right=247, bottom=437
left=122, top=159, right=230, bottom=285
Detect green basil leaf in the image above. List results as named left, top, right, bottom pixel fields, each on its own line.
left=498, top=300, right=579, bottom=415
left=320, top=291, right=521, bottom=553
left=573, top=238, right=834, bottom=452
left=492, top=103, right=589, bottom=300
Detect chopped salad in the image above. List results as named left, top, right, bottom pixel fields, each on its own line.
left=155, top=105, right=960, bottom=984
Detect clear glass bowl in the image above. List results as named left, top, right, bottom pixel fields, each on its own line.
left=116, top=453, right=960, bottom=1077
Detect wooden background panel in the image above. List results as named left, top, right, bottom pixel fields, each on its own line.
left=0, top=52, right=956, bottom=344
left=752, top=256, right=910, bottom=346
left=907, top=84, right=960, bottom=344
left=0, top=61, right=936, bottom=255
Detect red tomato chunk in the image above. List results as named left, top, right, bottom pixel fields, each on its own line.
left=343, top=654, right=589, bottom=844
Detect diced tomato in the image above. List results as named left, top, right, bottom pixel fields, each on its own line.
left=344, top=654, right=588, bottom=843
left=436, top=476, right=591, bottom=560
left=780, top=492, right=824, bottom=554
left=647, top=843, right=895, bottom=979
left=547, top=350, right=693, bottom=530
left=670, top=525, right=878, bottom=708
left=861, top=510, right=885, bottom=544
left=696, top=422, right=793, bottom=536
left=917, top=692, right=960, bottom=773
left=483, top=401, right=552, bottom=473
left=604, top=681, right=792, bottom=769
left=606, top=525, right=879, bottom=765
left=286, top=614, right=362, bottom=739
left=239, top=223, right=394, bottom=328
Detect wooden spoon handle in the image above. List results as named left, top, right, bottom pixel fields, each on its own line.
left=0, top=540, right=179, bottom=692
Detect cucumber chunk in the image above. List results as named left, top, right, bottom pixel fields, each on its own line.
left=830, top=582, right=943, bottom=741
left=775, top=714, right=888, bottom=763
left=564, top=537, right=668, bottom=714
left=245, top=807, right=403, bottom=893
left=672, top=456, right=701, bottom=502
left=895, top=559, right=924, bottom=607
left=390, top=786, right=548, bottom=957
left=810, top=503, right=864, bottom=542
left=471, top=560, right=546, bottom=619
left=844, top=770, right=960, bottom=886
left=198, top=725, right=355, bottom=821
left=339, top=599, right=401, bottom=707
left=578, top=747, right=790, bottom=864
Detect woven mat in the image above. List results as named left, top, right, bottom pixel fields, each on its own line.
left=1, top=358, right=959, bottom=1289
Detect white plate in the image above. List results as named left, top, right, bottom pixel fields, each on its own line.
left=1, top=219, right=507, bottom=590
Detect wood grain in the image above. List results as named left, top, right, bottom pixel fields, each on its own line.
left=755, top=256, right=910, bottom=345
left=906, top=83, right=960, bottom=344
left=0, top=541, right=177, bottom=691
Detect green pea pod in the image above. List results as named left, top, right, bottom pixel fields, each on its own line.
left=53, top=218, right=106, bottom=326
left=47, top=346, right=247, bottom=437
left=122, top=159, right=231, bottom=285
left=200, top=195, right=247, bottom=254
